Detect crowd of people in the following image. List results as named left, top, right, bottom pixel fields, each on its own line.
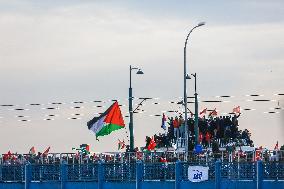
left=145, top=113, right=254, bottom=152
left=1, top=111, right=283, bottom=165
left=1, top=148, right=283, bottom=165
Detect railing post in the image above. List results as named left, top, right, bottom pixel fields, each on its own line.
left=61, top=163, right=67, bottom=189
left=136, top=161, right=143, bottom=189
left=98, top=161, right=105, bottom=189
left=175, top=160, right=181, bottom=189
left=215, top=160, right=221, bottom=189
left=0, top=164, right=2, bottom=181
left=25, top=164, right=32, bottom=189
left=256, top=161, right=263, bottom=189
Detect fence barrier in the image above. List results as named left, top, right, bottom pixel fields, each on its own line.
left=1, top=150, right=284, bottom=165
left=0, top=161, right=283, bottom=189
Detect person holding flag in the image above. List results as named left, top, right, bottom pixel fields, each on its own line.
left=274, top=141, right=279, bottom=150
left=233, top=106, right=241, bottom=114
left=270, top=141, right=280, bottom=161
left=147, top=136, right=156, bottom=151
left=161, top=113, right=167, bottom=130
left=29, top=146, right=36, bottom=156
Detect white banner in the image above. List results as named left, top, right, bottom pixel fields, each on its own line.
left=188, top=166, right=209, bottom=182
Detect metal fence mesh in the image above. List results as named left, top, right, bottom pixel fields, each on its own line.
left=263, top=162, right=284, bottom=180
left=0, top=162, right=283, bottom=182
left=0, top=165, right=24, bottom=182
left=143, top=162, right=175, bottom=181
left=67, top=164, right=98, bottom=181
left=31, top=164, right=60, bottom=181
left=104, top=163, right=136, bottom=181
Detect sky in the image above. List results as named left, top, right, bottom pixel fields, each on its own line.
left=0, top=0, right=283, bottom=153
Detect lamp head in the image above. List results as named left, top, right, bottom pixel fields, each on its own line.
left=186, top=74, right=191, bottom=79
left=136, top=69, right=144, bottom=75
left=198, top=22, right=206, bottom=27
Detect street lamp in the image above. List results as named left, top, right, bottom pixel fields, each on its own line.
left=129, top=65, right=144, bottom=152
left=184, top=22, right=205, bottom=153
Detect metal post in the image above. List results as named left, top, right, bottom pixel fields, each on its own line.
left=0, top=164, right=2, bottom=182
left=193, top=73, right=199, bottom=145
left=98, top=161, right=105, bottom=189
left=129, top=65, right=134, bottom=151
left=256, top=161, right=263, bottom=189
left=183, top=22, right=205, bottom=153
left=128, top=65, right=144, bottom=152
left=136, top=161, right=143, bottom=189
left=25, top=164, right=32, bottom=189
left=215, top=160, right=221, bottom=189
left=184, top=45, right=189, bottom=153
left=61, top=163, right=67, bottom=189
left=175, top=160, right=181, bottom=189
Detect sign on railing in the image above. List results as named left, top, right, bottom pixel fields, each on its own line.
left=188, top=166, right=209, bottom=182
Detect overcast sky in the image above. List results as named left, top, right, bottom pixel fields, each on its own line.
left=0, top=0, right=283, bottom=153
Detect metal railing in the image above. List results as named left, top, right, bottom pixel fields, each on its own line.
left=104, top=162, right=136, bottom=182
left=221, top=162, right=256, bottom=180
left=31, top=164, right=60, bottom=181
left=143, top=162, right=175, bottom=181
left=0, top=165, right=24, bottom=182
left=263, top=162, right=284, bottom=180
left=0, top=161, right=283, bottom=182
left=67, top=164, right=98, bottom=181
left=1, top=150, right=284, bottom=165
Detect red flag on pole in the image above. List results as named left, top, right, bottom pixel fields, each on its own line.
left=4, top=151, right=12, bottom=160
left=199, top=108, right=207, bottom=116
left=42, top=146, right=50, bottom=157
left=189, top=110, right=194, bottom=117
left=147, top=137, right=156, bottom=151
left=274, top=141, right=279, bottom=150
left=199, top=133, right=203, bottom=143
left=209, top=108, right=218, bottom=117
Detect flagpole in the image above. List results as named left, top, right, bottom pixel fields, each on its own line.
left=183, top=22, right=205, bottom=154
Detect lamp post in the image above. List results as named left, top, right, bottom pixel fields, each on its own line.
left=191, top=73, right=199, bottom=145
left=184, top=22, right=205, bottom=153
left=129, top=65, right=144, bottom=152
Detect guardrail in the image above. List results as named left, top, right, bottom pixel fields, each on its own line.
left=1, top=150, right=284, bottom=164
left=0, top=161, right=283, bottom=182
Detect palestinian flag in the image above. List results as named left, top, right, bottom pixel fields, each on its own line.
left=118, top=139, right=125, bottom=150
left=87, top=101, right=125, bottom=139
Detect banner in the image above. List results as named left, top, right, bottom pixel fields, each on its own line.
left=188, top=166, right=209, bottom=182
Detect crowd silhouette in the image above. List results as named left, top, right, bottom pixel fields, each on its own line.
left=145, top=113, right=254, bottom=151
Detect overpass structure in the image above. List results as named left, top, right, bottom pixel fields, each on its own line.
left=0, top=160, right=283, bottom=189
